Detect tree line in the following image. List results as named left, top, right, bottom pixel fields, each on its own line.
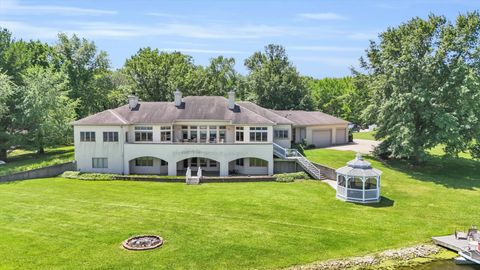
left=1, top=10, right=480, bottom=162
left=0, top=29, right=362, bottom=159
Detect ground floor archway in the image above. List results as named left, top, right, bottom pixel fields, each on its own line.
left=128, top=156, right=168, bottom=175
left=228, top=157, right=269, bottom=176
left=176, top=157, right=221, bottom=177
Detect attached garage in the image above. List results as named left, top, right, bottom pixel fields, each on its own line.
left=312, top=130, right=332, bottom=147
left=335, top=128, right=347, bottom=144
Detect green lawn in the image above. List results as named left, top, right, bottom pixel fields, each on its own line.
left=0, top=146, right=74, bottom=177
left=0, top=149, right=479, bottom=269
left=352, top=131, right=376, bottom=140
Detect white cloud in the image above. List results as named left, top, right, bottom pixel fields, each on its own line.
left=0, top=0, right=117, bottom=16
left=289, top=45, right=363, bottom=52
left=298, top=12, right=347, bottom=21
left=347, top=32, right=377, bottom=40
left=159, top=48, right=245, bottom=54
left=144, top=12, right=186, bottom=19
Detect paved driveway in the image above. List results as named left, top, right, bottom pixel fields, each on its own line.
left=323, top=139, right=380, bottom=154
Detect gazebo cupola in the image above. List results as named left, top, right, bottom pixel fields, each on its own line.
left=335, top=153, right=382, bottom=203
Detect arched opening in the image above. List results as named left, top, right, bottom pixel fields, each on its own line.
left=129, top=156, right=168, bottom=175
left=228, top=157, right=269, bottom=176
left=177, top=157, right=220, bottom=176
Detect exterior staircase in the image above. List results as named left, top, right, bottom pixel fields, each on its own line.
left=273, top=143, right=325, bottom=180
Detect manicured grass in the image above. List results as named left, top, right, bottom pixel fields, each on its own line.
left=0, top=146, right=74, bottom=176
left=352, top=131, right=376, bottom=140
left=1, top=149, right=479, bottom=269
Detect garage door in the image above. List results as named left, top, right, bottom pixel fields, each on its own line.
left=312, top=130, right=332, bottom=147
left=335, top=128, right=347, bottom=144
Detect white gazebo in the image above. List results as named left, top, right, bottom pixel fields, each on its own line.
left=335, top=153, right=382, bottom=203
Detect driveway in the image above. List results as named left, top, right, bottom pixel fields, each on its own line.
left=323, top=139, right=380, bottom=154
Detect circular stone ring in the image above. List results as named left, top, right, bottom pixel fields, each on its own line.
left=122, top=235, right=164, bottom=251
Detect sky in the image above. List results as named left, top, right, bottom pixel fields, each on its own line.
left=1, top=0, right=479, bottom=78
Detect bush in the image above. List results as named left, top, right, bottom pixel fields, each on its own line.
left=348, top=132, right=353, bottom=142
left=61, top=171, right=182, bottom=181
left=275, top=172, right=310, bottom=182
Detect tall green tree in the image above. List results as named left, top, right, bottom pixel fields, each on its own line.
left=0, top=73, right=13, bottom=160
left=14, top=67, right=77, bottom=154
left=124, top=48, right=199, bottom=101
left=359, top=12, right=480, bottom=161
left=245, top=44, right=312, bottom=110
left=54, top=33, right=110, bottom=118
left=197, top=56, right=238, bottom=96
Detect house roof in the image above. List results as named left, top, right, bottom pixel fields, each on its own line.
left=73, top=96, right=274, bottom=125
left=237, top=101, right=293, bottom=125
left=272, top=110, right=348, bottom=126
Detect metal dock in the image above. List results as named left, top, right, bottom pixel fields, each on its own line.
left=432, top=234, right=469, bottom=252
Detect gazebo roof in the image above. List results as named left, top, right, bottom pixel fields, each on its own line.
left=336, top=153, right=382, bottom=177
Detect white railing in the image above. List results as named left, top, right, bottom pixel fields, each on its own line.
left=273, top=143, right=322, bottom=179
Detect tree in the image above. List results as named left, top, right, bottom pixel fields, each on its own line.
left=14, top=67, right=77, bottom=154
left=197, top=56, right=238, bottom=96
left=245, top=44, right=312, bottom=110
left=0, top=72, right=13, bottom=160
left=359, top=12, right=480, bottom=162
left=124, top=48, right=199, bottom=101
left=54, top=33, right=110, bottom=118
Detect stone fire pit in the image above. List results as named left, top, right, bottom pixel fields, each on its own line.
left=122, top=235, right=163, bottom=250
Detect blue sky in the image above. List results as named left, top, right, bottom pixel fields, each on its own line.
left=1, top=0, right=479, bottom=78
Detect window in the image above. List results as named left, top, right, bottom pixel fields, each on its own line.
left=125, top=132, right=128, bottom=142
left=209, top=126, right=217, bottom=143
left=199, top=126, right=207, bottom=142
left=182, top=126, right=189, bottom=140
left=183, top=159, right=189, bottom=168
left=92, top=158, right=107, bottom=168
left=249, top=158, right=267, bottom=167
left=103, top=132, right=119, bottom=142
left=200, top=158, right=207, bottom=167
left=249, top=127, right=268, bottom=142
left=235, top=159, right=244, bottom=166
left=161, top=160, right=168, bottom=166
left=135, top=126, right=153, bottom=142
left=190, top=126, right=197, bottom=142
left=160, top=126, right=172, bottom=142
left=191, top=158, right=198, bottom=167
left=348, top=177, right=363, bottom=189
left=338, top=175, right=346, bottom=187
left=235, top=127, right=244, bottom=141
left=135, top=157, right=154, bottom=167
left=219, top=126, right=226, bottom=142
left=274, top=130, right=288, bottom=139
left=80, top=131, right=95, bottom=142
left=365, top=177, right=377, bottom=189
left=209, top=160, right=217, bottom=167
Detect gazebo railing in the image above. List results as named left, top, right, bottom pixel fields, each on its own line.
left=336, top=186, right=379, bottom=202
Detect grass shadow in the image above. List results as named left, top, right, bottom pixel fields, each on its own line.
left=382, top=155, right=480, bottom=190
left=353, top=196, right=395, bottom=208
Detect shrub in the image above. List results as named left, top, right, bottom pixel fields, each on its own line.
left=348, top=132, right=353, bottom=142
left=275, top=172, right=310, bottom=182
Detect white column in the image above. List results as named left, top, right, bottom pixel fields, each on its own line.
left=362, top=177, right=366, bottom=202
left=219, top=161, right=229, bottom=176
left=168, top=160, right=177, bottom=176
left=267, top=159, right=274, bottom=175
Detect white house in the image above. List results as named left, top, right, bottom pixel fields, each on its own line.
left=73, top=91, right=348, bottom=177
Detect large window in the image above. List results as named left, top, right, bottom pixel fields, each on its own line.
left=160, top=126, right=172, bottom=142
left=199, top=126, right=207, bottom=142
left=236, top=127, right=244, bottom=142
left=249, top=158, right=267, bottom=167
left=80, top=131, right=95, bottom=142
left=274, top=130, right=288, bottom=139
left=249, top=127, right=268, bottom=142
left=182, top=126, right=189, bottom=140
left=135, top=126, right=153, bottom=142
left=235, top=158, right=244, bottom=166
left=103, top=132, right=118, bottom=142
left=209, top=126, right=217, bottom=143
left=190, top=126, right=198, bottom=142
left=92, top=158, right=108, bottom=168
left=219, top=126, right=226, bottom=142
left=135, top=157, right=154, bottom=167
